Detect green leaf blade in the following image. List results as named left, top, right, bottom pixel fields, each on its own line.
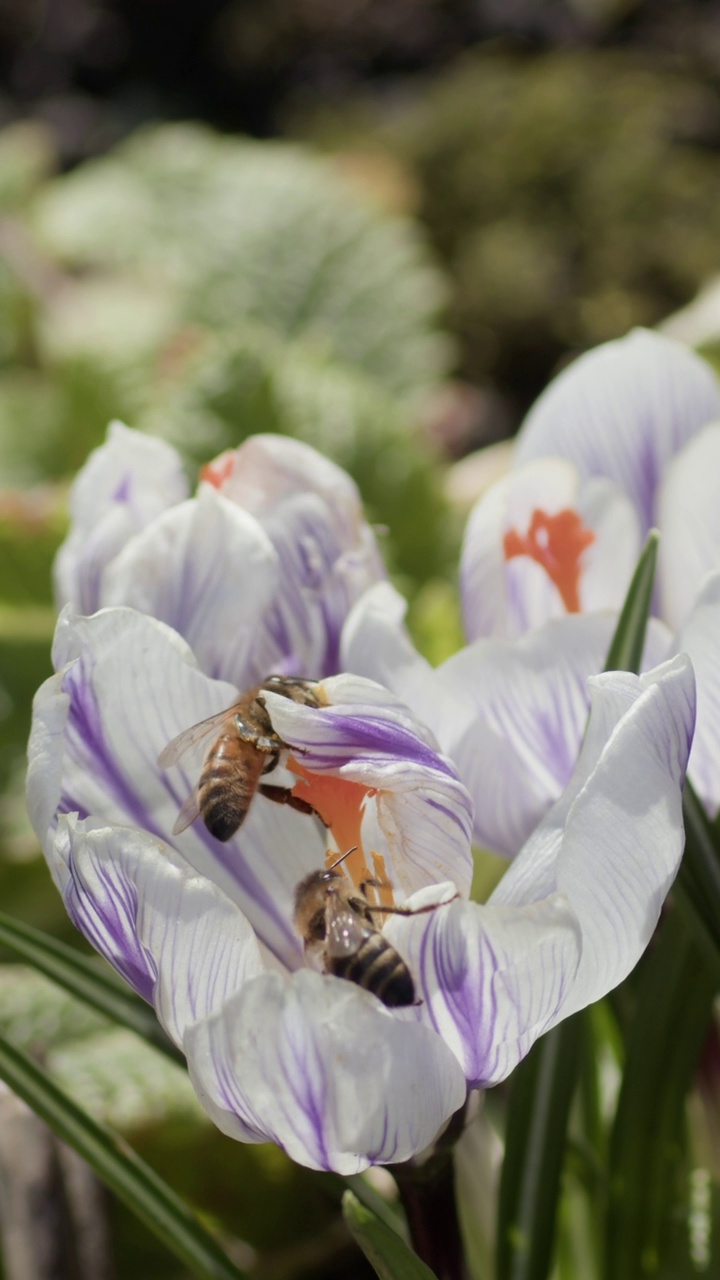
left=496, top=1016, right=584, bottom=1280
left=0, top=1033, right=248, bottom=1280
left=604, top=910, right=717, bottom=1279
left=0, top=910, right=183, bottom=1063
left=343, top=1191, right=437, bottom=1280
left=603, top=529, right=659, bottom=675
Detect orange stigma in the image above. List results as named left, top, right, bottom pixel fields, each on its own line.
left=200, top=453, right=235, bottom=489
left=288, top=758, right=390, bottom=900
left=503, top=508, right=595, bottom=613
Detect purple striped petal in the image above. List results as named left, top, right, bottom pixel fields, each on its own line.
left=49, top=816, right=264, bottom=1045
left=203, top=435, right=386, bottom=677
left=54, top=421, right=188, bottom=615
left=32, top=607, right=323, bottom=971
left=435, top=614, right=617, bottom=855
left=184, top=969, right=467, bottom=1173
left=101, top=488, right=281, bottom=686
left=386, top=888, right=581, bottom=1087
left=493, top=655, right=695, bottom=1020
left=516, top=329, right=720, bottom=534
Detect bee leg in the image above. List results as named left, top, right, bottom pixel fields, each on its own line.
left=370, top=894, right=460, bottom=917
left=258, top=784, right=329, bottom=825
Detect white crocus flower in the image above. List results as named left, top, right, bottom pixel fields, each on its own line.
left=26, top=611, right=694, bottom=1172
left=29, top=421, right=696, bottom=1171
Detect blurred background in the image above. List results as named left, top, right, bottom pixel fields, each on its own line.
left=2, top=1, right=720, bottom=1276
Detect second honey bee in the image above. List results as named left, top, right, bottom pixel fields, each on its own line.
left=158, top=676, right=322, bottom=842
left=294, top=863, right=452, bottom=1008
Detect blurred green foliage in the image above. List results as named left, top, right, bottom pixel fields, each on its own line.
left=306, top=48, right=720, bottom=405
left=403, top=49, right=720, bottom=399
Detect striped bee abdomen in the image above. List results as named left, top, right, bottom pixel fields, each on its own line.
left=198, top=740, right=263, bottom=842
left=330, top=933, right=416, bottom=1008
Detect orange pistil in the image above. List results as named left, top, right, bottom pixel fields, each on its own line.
left=503, top=508, right=595, bottom=613
left=200, top=453, right=235, bottom=490
left=288, top=757, right=381, bottom=894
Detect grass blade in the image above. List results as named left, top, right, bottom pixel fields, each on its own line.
left=343, top=1191, right=437, bottom=1280
left=0, top=910, right=183, bottom=1064
left=0, top=1033, right=248, bottom=1280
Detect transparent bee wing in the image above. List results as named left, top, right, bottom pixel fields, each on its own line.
left=325, top=898, right=371, bottom=959
left=157, top=703, right=239, bottom=769
left=171, top=787, right=202, bottom=836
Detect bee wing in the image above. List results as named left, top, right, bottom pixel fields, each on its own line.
left=171, top=787, right=202, bottom=836
left=325, top=897, right=371, bottom=959
left=157, top=704, right=239, bottom=769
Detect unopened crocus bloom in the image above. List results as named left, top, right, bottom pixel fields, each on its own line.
left=55, top=421, right=386, bottom=685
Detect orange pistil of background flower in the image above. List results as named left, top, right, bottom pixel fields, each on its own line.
left=503, top=507, right=595, bottom=613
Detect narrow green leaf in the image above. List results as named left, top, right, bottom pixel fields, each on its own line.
left=334, top=1173, right=408, bottom=1239
left=496, top=531, right=660, bottom=1280
left=496, top=1015, right=584, bottom=1280
left=343, top=1191, right=437, bottom=1280
left=0, top=910, right=183, bottom=1064
left=603, top=529, right=659, bottom=675
left=604, top=910, right=717, bottom=1278
left=0, top=1033, right=248, bottom=1280
left=675, top=782, right=720, bottom=982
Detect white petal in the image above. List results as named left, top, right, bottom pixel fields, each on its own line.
left=436, top=614, right=617, bottom=854
left=184, top=968, right=467, bottom=1172
left=576, top=478, right=642, bottom=612
left=54, top=421, right=188, bottom=614
left=670, top=570, right=720, bottom=816
left=516, top=329, right=720, bottom=533
left=51, top=816, right=264, bottom=1045
left=460, top=459, right=580, bottom=641
left=657, top=423, right=720, bottom=629
left=101, top=488, right=281, bottom=686
left=386, top=891, right=581, bottom=1086
left=340, top=583, right=449, bottom=730
left=493, top=656, right=695, bottom=1019
left=27, top=670, right=69, bottom=875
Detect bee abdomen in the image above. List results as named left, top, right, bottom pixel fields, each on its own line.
left=332, top=936, right=415, bottom=1008
left=199, top=758, right=249, bottom=842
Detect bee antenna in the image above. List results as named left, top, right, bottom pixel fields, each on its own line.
left=327, top=846, right=358, bottom=871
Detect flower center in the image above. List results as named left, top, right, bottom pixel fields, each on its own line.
left=503, top=507, right=595, bottom=613
left=288, top=758, right=393, bottom=907
left=200, top=452, right=236, bottom=489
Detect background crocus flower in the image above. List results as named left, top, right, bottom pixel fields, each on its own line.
left=461, top=328, right=720, bottom=641
left=27, top=592, right=695, bottom=1170
left=55, top=422, right=386, bottom=685
left=460, top=457, right=641, bottom=643
left=428, top=328, right=720, bottom=844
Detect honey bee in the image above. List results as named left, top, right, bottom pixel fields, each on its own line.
left=293, top=857, right=453, bottom=1008
left=158, top=675, right=322, bottom=842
